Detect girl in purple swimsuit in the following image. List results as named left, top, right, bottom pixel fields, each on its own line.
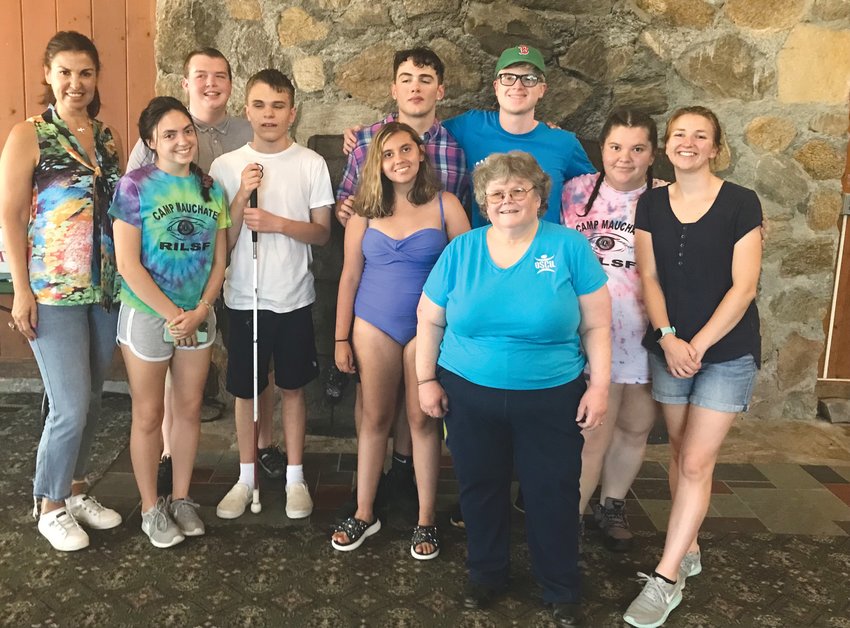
left=333, top=122, right=470, bottom=557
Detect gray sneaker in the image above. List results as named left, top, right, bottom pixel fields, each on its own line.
left=141, top=498, right=185, bottom=548
left=594, top=496, right=633, bottom=552
left=168, top=497, right=205, bottom=537
left=623, top=572, right=683, bottom=628
left=679, top=551, right=702, bottom=583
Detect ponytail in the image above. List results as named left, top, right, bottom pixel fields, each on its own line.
left=578, top=171, right=605, bottom=218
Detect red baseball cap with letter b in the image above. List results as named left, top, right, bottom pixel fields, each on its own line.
left=494, top=44, right=546, bottom=76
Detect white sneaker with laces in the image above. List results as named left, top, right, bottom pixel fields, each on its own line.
left=623, top=572, right=684, bottom=628
left=66, top=494, right=122, bottom=530
left=285, top=481, right=313, bottom=519
left=38, top=507, right=90, bottom=552
left=216, top=482, right=252, bottom=519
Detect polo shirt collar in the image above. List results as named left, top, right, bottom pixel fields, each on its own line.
left=193, top=114, right=232, bottom=134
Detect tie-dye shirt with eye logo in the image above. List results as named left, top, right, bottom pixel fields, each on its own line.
left=562, top=173, right=668, bottom=384
left=108, top=164, right=230, bottom=317
left=28, top=106, right=121, bottom=307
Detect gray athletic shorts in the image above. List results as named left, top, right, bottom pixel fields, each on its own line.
left=117, top=303, right=217, bottom=362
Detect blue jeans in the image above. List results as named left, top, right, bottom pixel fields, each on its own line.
left=30, top=304, right=118, bottom=501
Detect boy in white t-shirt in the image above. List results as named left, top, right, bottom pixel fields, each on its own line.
left=209, top=69, right=334, bottom=520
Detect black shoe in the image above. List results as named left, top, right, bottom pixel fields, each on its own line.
left=386, top=466, right=418, bottom=521
left=157, top=455, right=172, bottom=496
left=324, top=364, right=349, bottom=404
left=552, top=602, right=584, bottom=628
left=551, top=602, right=583, bottom=627
left=258, top=445, right=286, bottom=480
left=513, top=488, right=525, bottom=514
left=449, top=502, right=465, bottom=529
left=462, top=582, right=503, bottom=610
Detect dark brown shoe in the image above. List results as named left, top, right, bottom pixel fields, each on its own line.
left=594, top=497, right=633, bottom=552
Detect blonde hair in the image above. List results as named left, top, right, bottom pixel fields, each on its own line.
left=353, top=122, right=440, bottom=219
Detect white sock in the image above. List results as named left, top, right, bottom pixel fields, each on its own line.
left=239, top=463, right=255, bottom=488
left=286, top=464, right=304, bottom=486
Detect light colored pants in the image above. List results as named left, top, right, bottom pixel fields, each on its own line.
left=30, top=303, right=118, bottom=501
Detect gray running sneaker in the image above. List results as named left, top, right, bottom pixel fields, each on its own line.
left=679, top=550, right=702, bottom=583
left=594, top=496, right=633, bottom=552
left=141, top=498, right=185, bottom=548
left=623, top=572, right=684, bottom=628
left=168, top=497, right=205, bottom=536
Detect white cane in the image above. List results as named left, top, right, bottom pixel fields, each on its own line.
left=249, top=187, right=262, bottom=514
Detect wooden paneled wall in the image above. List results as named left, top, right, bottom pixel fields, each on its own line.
left=0, top=0, right=157, bottom=159
left=0, top=0, right=156, bottom=361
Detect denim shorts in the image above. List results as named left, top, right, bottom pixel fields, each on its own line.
left=648, top=352, right=757, bottom=413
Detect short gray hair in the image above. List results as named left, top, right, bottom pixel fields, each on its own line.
left=472, top=151, right=551, bottom=220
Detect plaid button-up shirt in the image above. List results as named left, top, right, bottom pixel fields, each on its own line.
left=336, top=114, right=470, bottom=209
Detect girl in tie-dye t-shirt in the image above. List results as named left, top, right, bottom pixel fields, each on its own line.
left=561, top=108, right=666, bottom=554
left=110, top=97, right=229, bottom=548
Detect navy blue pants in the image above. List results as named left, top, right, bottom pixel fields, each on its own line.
left=441, top=368, right=585, bottom=604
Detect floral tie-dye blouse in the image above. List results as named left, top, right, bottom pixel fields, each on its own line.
left=28, top=105, right=121, bottom=307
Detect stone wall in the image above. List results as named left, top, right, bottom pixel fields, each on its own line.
left=156, top=0, right=850, bottom=421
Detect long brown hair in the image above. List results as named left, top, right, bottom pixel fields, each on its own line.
left=353, top=121, right=440, bottom=219
left=139, top=96, right=212, bottom=202
left=41, top=31, right=102, bottom=118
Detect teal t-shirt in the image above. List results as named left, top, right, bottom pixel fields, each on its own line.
left=443, top=110, right=595, bottom=227
left=423, top=221, right=607, bottom=390
left=108, top=164, right=230, bottom=316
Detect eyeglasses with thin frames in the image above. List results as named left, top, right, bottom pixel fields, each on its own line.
left=485, top=187, right=534, bottom=205
left=497, top=73, right=541, bottom=87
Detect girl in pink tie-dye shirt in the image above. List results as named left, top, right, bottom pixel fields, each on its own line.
left=562, top=108, right=666, bottom=553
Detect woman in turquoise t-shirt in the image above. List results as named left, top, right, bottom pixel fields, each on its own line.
left=110, top=97, right=229, bottom=549
left=416, top=151, right=611, bottom=626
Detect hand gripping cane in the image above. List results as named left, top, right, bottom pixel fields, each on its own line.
left=249, top=187, right=262, bottom=514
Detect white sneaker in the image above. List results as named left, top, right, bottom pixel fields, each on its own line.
left=66, top=494, right=122, bottom=530
left=623, top=572, right=684, bottom=628
left=285, top=481, right=313, bottom=519
left=38, top=507, right=90, bottom=552
left=216, top=482, right=252, bottom=519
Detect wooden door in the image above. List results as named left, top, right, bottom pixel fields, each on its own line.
left=0, top=0, right=156, bottom=158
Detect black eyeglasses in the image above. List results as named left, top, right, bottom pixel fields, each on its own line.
left=485, top=187, right=534, bottom=204
left=497, top=73, right=541, bottom=87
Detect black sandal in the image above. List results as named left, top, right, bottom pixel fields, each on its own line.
left=410, top=524, right=440, bottom=560
left=331, top=516, right=381, bottom=552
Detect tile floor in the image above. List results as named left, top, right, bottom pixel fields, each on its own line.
left=3, top=392, right=850, bottom=626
